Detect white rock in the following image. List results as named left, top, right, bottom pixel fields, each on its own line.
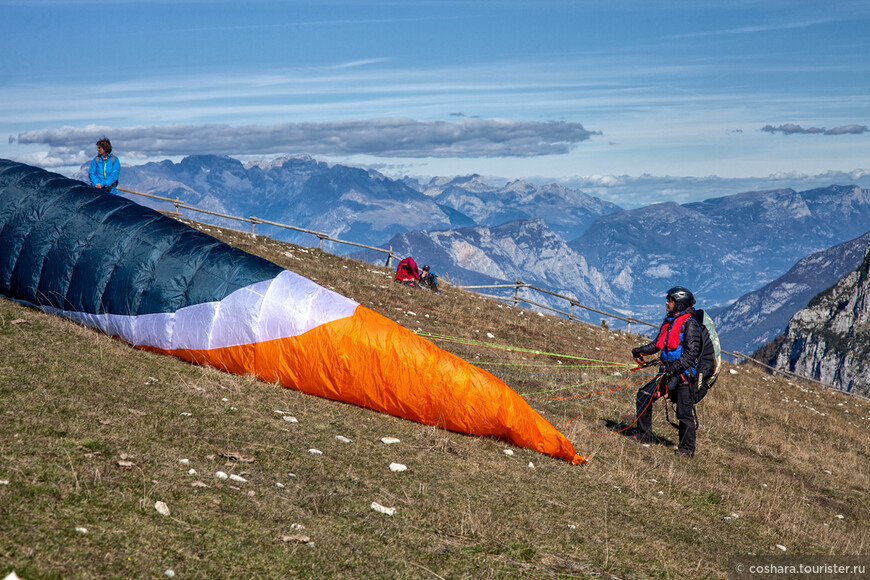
left=657, top=491, right=664, bottom=495
left=180, top=412, right=192, bottom=416
left=729, top=369, right=738, bottom=375
left=221, top=397, right=229, bottom=402
left=179, top=459, right=190, bottom=465
left=835, top=514, right=845, bottom=519
left=276, top=482, right=285, bottom=488
left=282, top=416, right=298, bottom=423
left=154, top=501, right=171, bottom=516
left=165, top=570, right=175, bottom=577
left=528, top=462, right=535, bottom=468
left=389, top=463, right=407, bottom=472
left=486, top=332, right=495, bottom=338
left=335, top=435, right=352, bottom=443
left=503, top=449, right=514, bottom=456
left=0, top=480, right=9, bottom=485
left=371, top=502, right=396, bottom=516
left=215, top=471, right=229, bottom=480
left=568, top=525, right=576, bottom=530
left=75, top=527, right=88, bottom=534
left=291, top=523, right=305, bottom=530
left=308, top=449, right=323, bottom=455
left=188, top=469, right=197, bottom=476
left=380, top=437, right=401, bottom=444
left=229, top=474, right=247, bottom=483
left=776, top=544, right=787, bottom=551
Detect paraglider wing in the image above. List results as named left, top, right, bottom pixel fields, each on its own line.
left=0, top=159, right=584, bottom=465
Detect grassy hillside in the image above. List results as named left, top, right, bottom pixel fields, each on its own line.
left=2, top=220, right=868, bottom=579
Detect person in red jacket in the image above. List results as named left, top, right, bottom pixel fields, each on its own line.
left=394, top=257, right=420, bottom=287
left=630, top=286, right=702, bottom=457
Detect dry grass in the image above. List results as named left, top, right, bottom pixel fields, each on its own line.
left=1, top=220, right=868, bottom=579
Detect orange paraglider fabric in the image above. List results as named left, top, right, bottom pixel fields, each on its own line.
left=146, top=305, right=585, bottom=465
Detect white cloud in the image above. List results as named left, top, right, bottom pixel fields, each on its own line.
left=14, top=118, right=601, bottom=167
left=761, top=123, right=868, bottom=136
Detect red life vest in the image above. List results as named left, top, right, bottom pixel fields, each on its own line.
left=655, top=312, right=693, bottom=356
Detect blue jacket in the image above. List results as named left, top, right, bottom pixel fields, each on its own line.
left=88, top=154, right=120, bottom=194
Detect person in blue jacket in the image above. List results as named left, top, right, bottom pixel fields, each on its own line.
left=88, top=138, right=120, bottom=194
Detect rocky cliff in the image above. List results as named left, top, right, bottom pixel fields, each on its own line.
left=714, top=231, right=870, bottom=355
left=767, top=245, right=870, bottom=397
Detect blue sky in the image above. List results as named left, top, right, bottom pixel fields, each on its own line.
left=2, top=0, right=869, bottom=205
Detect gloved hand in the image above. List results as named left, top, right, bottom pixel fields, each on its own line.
left=631, top=348, right=642, bottom=361
left=661, top=360, right=681, bottom=378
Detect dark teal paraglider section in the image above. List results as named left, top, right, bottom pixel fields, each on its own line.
left=0, top=159, right=283, bottom=316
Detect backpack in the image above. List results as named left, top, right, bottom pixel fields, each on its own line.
left=692, top=309, right=721, bottom=402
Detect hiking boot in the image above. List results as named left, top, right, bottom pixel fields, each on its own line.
left=674, top=448, right=694, bottom=458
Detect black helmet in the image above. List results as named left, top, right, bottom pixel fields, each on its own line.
left=666, top=286, right=695, bottom=310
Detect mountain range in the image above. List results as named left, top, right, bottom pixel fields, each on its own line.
left=569, top=186, right=870, bottom=316
left=410, top=173, right=622, bottom=241
left=712, top=231, right=870, bottom=356
left=377, top=218, right=621, bottom=319
left=81, top=155, right=620, bottom=250
left=74, top=155, right=870, bottom=356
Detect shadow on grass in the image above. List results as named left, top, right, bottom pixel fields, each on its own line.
left=601, top=419, right=676, bottom=448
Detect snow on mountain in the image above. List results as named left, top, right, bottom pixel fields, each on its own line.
left=78, top=154, right=463, bottom=249
left=570, top=186, right=870, bottom=322
left=80, top=156, right=619, bottom=254
left=381, top=218, right=621, bottom=321
left=423, top=174, right=623, bottom=240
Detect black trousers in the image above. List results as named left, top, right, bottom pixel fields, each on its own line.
left=635, top=375, right=696, bottom=453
